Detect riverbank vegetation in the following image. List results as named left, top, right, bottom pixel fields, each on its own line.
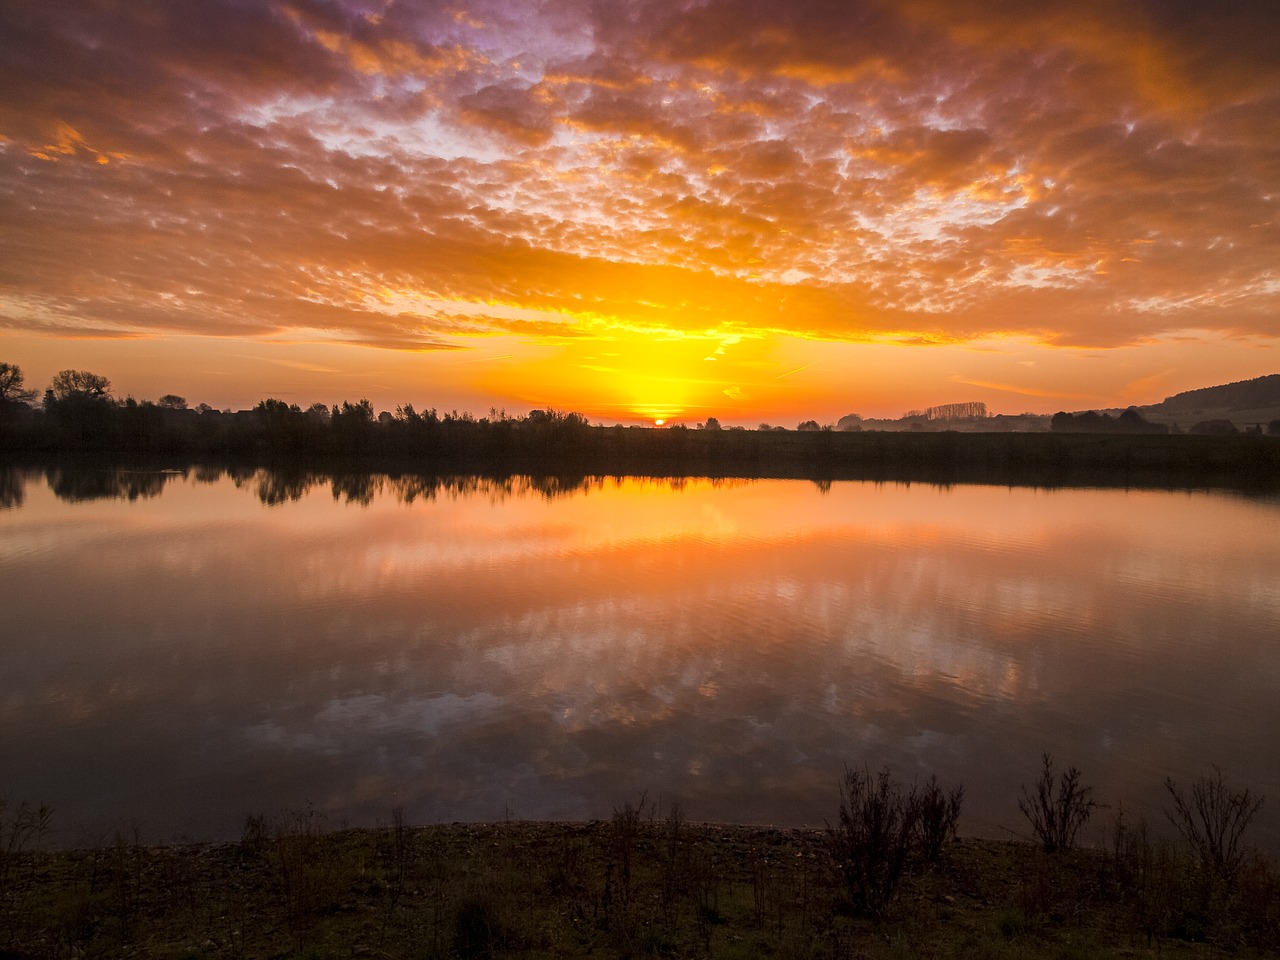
left=3, top=363, right=1279, bottom=490
left=4, top=400, right=1280, bottom=494
left=2, top=764, right=1277, bottom=958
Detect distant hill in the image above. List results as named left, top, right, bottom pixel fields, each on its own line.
left=1139, top=374, right=1280, bottom=430
left=831, top=375, right=1280, bottom=434
left=1147, top=374, right=1280, bottom=413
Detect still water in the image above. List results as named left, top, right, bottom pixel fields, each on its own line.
left=2, top=467, right=1279, bottom=849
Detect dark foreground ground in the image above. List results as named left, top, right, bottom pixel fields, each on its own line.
left=2, top=817, right=1278, bottom=959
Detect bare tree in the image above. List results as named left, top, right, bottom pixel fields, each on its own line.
left=0, top=363, right=37, bottom=405
left=48, top=369, right=111, bottom=403
left=925, top=401, right=988, bottom=421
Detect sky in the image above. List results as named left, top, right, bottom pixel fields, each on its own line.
left=2, top=0, right=1279, bottom=424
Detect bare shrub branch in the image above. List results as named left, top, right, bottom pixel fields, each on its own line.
left=1165, top=766, right=1264, bottom=883
left=828, top=766, right=944, bottom=917
left=1018, top=752, right=1099, bottom=852
left=916, top=774, right=964, bottom=863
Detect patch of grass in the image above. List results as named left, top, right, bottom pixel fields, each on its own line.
left=993, top=904, right=1043, bottom=940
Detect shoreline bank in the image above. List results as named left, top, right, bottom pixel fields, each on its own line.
left=3, top=818, right=1277, bottom=958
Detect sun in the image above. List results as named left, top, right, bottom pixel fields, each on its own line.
left=469, top=323, right=779, bottom=424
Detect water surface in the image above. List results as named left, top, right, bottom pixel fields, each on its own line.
left=2, top=468, right=1278, bottom=848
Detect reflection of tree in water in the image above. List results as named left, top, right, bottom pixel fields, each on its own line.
left=388, top=473, right=603, bottom=505
left=389, top=474, right=454, bottom=504
left=255, top=470, right=317, bottom=506
left=28, top=465, right=757, bottom=510
left=525, top=475, right=596, bottom=500
left=193, top=465, right=224, bottom=485
left=385, top=473, right=751, bottom=505
left=330, top=473, right=383, bottom=505
left=0, top=468, right=25, bottom=509
left=333, top=471, right=613, bottom=505
left=44, top=467, right=179, bottom=502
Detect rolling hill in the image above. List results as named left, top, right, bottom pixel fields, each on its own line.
left=1138, top=374, right=1280, bottom=430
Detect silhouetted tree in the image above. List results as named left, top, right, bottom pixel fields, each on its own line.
left=925, top=401, right=987, bottom=421
left=334, top=399, right=374, bottom=424
left=1116, top=408, right=1167, bottom=434
left=0, top=363, right=37, bottom=405
left=248, top=398, right=324, bottom=457
left=47, top=369, right=111, bottom=403
left=255, top=397, right=300, bottom=421
left=41, top=369, right=115, bottom=445
left=1051, top=409, right=1166, bottom=434
left=1190, top=419, right=1239, bottom=436
left=331, top=399, right=377, bottom=454
left=157, top=394, right=187, bottom=410
left=524, top=408, right=587, bottom=430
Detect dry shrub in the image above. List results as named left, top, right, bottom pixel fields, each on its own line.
left=1018, top=753, right=1099, bottom=853
left=916, top=774, right=964, bottom=863
left=1165, top=766, right=1264, bottom=883
left=828, top=766, right=964, bottom=917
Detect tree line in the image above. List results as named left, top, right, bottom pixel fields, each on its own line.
left=3, top=363, right=1279, bottom=490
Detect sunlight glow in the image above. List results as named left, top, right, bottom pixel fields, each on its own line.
left=4, top=1, right=1277, bottom=419
left=469, top=324, right=777, bottom=423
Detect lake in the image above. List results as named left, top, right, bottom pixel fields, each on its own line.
left=2, top=466, right=1278, bottom=850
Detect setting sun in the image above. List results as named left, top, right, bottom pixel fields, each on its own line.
left=467, top=325, right=778, bottom=423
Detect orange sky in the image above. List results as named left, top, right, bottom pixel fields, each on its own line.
left=2, top=0, right=1279, bottom=423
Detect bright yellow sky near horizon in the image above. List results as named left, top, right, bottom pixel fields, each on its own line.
left=2, top=1, right=1279, bottom=423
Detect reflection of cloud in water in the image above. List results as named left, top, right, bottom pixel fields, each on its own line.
left=1, top=472, right=1279, bottom=846
left=246, top=692, right=505, bottom=753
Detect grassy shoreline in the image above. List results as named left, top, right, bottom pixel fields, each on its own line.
left=3, top=817, right=1278, bottom=959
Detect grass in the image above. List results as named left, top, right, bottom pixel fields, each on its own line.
left=0, top=815, right=1277, bottom=959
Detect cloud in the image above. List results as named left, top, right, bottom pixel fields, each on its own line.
left=457, top=81, right=561, bottom=144
left=0, top=0, right=1277, bottom=364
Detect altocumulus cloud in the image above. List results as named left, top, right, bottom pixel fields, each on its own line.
left=1, top=0, right=1278, bottom=351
